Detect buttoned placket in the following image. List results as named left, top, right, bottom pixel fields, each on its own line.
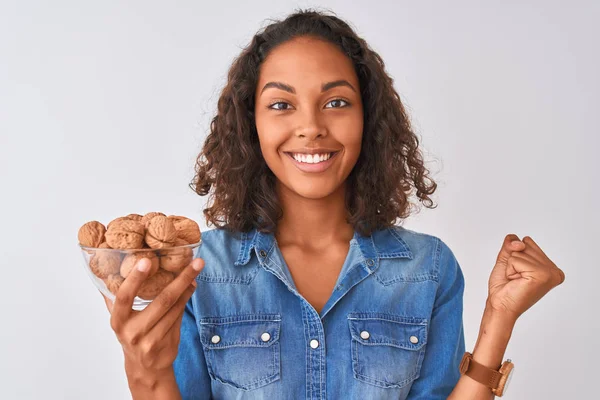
left=253, top=236, right=327, bottom=399
left=247, top=229, right=384, bottom=400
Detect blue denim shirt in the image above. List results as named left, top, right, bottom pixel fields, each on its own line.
left=174, top=225, right=465, bottom=399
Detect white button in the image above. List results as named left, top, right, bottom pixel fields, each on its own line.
left=410, top=335, right=419, bottom=344
left=310, top=339, right=319, bottom=349
left=211, top=335, right=221, bottom=344
left=261, top=332, right=271, bottom=342
left=360, top=330, right=370, bottom=340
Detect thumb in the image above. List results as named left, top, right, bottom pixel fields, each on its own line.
left=495, top=233, right=525, bottom=265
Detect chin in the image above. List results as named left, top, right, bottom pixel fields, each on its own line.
left=288, top=180, right=342, bottom=199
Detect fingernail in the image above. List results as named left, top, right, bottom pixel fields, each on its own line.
left=137, top=258, right=150, bottom=272
left=511, top=241, right=522, bottom=246
left=191, top=280, right=197, bottom=288
left=192, top=260, right=202, bottom=271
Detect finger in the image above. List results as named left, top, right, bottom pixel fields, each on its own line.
left=517, top=243, right=546, bottom=266
left=504, top=250, right=537, bottom=278
left=146, top=282, right=196, bottom=344
left=508, top=249, right=539, bottom=265
left=111, top=258, right=153, bottom=329
left=516, top=238, right=558, bottom=274
left=496, top=234, right=522, bottom=264
left=522, top=237, right=565, bottom=285
left=521, top=236, right=550, bottom=262
left=138, top=258, right=205, bottom=333
left=507, top=251, right=539, bottom=278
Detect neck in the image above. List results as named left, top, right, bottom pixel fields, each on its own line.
left=274, top=181, right=354, bottom=250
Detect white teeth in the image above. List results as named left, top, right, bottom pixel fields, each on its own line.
left=291, top=153, right=333, bottom=163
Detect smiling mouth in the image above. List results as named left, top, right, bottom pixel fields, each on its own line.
left=282, top=150, right=341, bottom=173
left=283, top=151, right=340, bottom=164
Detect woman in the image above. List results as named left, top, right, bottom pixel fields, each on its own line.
left=101, top=9, right=565, bottom=399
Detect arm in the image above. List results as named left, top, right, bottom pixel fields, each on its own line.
left=448, top=234, right=564, bottom=399
left=406, top=240, right=466, bottom=399
left=123, top=291, right=209, bottom=400
left=125, top=362, right=182, bottom=400
left=447, top=302, right=516, bottom=400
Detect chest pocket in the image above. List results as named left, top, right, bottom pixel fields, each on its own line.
left=348, top=313, right=428, bottom=389
left=200, top=314, right=281, bottom=391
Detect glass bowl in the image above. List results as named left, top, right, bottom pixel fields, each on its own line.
left=79, top=241, right=202, bottom=311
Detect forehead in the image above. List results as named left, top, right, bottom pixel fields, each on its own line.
left=257, top=36, right=358, bottom=90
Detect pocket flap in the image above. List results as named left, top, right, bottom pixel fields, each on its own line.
left=200, top=314, right=281, bottom=349
left=348, top=313, right=428, bottom=351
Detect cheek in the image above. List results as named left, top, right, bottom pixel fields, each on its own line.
left=256, top=130, right=286, bottom=167
left=256, top=115, right=289, bottom=154
left=341, top=121, right=363, bottom=156
left=336, top=110, right=363, bottom=146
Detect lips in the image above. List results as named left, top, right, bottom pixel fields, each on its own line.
left=283, top=151, right=340, bottom=173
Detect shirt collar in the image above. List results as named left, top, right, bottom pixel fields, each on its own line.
left=234, top=225, right=413, bottom=267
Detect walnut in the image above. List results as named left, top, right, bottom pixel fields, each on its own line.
left=141, top=212, right=166, bottom=228
left=105, top=219, right=145, bottom=249
left=170, top=217, right=201, bottom=244
left=145, top=215, right=177, bottom=249
left=103, top=273, right=124, bottom=295
left=90, top=247, right=122, bottom=279
left=79, top=212, right=202, bottom=303
left=126, top=213, right=143, bottom=222
left=107, top=216, right=131, bottom=230
left=159, top=238, right=194, bottom=273
left=78, top=221, right=106, bottom=248
left=120, top=251, right=159, bottom=278
left=137, top=269, right=175, bottom=300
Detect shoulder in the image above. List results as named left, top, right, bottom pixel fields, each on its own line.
left=199, top=227, right=244, bottom=248
left=378, top=225, right=462, bottom=281
left=195, top=227, right=256, bottom=283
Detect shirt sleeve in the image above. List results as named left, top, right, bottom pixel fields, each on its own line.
left=407, top=239, right=466, bottom=399
left=173, top=295, right=212, bottom=400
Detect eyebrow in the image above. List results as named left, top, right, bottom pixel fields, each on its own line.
left=260, top=79, right=357, bottom=95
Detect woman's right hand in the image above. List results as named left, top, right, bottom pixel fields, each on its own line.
left=100, top=257, right=205, bottom=386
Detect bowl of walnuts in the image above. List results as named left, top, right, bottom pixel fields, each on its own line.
left=78, top=212, right=202, bottom=311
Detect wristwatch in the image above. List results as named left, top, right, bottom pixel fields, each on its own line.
left=459, top=351, right=514, bottom=397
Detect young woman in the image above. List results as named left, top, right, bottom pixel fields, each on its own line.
left=101, top=9, right=565, bottom=399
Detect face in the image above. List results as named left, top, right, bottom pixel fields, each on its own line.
left=254, top=36, right=363, bottom=200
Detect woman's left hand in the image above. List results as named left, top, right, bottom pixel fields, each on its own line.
left=487, top=234, right=566, bottom=322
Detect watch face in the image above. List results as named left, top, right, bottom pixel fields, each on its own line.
left=503, top=366, right=514, bottom=394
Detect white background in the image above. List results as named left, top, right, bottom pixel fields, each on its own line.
left=1, top=1, right=597, bottom=399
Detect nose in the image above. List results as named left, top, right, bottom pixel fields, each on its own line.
left=294, top=109, right=327, bottom=140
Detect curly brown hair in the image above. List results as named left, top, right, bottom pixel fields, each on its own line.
left=190, top=8, right=438, bottom=237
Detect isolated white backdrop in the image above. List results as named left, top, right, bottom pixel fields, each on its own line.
left=0, top=1, right=597, bottom=399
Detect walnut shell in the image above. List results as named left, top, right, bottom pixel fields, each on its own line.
left=105, top=220, right=145, bottom=249
left=126, top=213, right=143, bottom=222
left=159, top=238, right=194, bottom=273
left=137, top=269, right=175, bottom=300
left=145, top=215, right=177, bottom=249
left=141, top=212, right=166, bottom=228
left=90, top=248, right=122, bottom=279
left=78, top=221, right=106, bottom=248
left=120, top=251, right=159, bottom=278
left=103, top=273, right=125, bottom=296
left=107, top=216, right=132, bottom=230
left=171, top=217, right=201, bottom=244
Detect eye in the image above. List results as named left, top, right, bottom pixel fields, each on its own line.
left=268, top=101, right=293, bottom=111
left=325, top=98, right=350, bottom=108
left=267, top=98, right=350, bottom=112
